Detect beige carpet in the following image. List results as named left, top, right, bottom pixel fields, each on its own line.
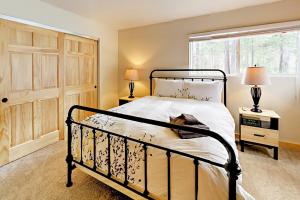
left=0, top=141, right=131, bottom=200
left=238, top=144, right=300, bottom=200
left=0, top=141, right=299, bottom=200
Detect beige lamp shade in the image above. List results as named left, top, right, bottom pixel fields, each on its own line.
left=124, top=69, right=139, bottom=81
left=242, top=66, right=271, bottom=85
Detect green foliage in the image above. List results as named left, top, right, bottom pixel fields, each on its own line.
left=190, top=31, right=299, bottom=74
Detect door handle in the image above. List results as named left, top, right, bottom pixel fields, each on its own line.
left=1, top=98, right=8, bottom=103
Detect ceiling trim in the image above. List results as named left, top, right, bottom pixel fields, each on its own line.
left=0, top=13, right=99, bottom=41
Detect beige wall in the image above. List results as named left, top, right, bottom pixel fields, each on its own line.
left=119, top=0, right=300, bottom=144
left=0, top=0, right=118, bottom=110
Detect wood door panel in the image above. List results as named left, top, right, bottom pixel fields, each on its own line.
left=8, top=21, right=58, bottom=48
left=64, top=35, right=98, bottom=129
left=41, top=55, right=58, bottom=89
left=33, top=54, right=58, bottom=89
left=33, top=32, right=58, bottom=49
left=8, top=27, right=32, bottom=46
left=65, top=56, right=79, bottom=86
left=41, top=98, right=58, bottom=136
left=79, top=56, right=94, bottom=85
left=10, top=53, right=33, bottom=91
left=0, top=21, right=11, bottom=165
left=10, top=102, right=33, bottom=147
left=79, top=90, right=97, bottom=120
left=66, top=39, right=79, bottom=53
left=79, top=42, right=94, bottom=54
left=65, top=94, right=80, bottom=121
left=0, top=107, right=10, bottom=165
left=39, top=88, right=59, bottom=100
left=0, top=18, right=98, bottom=166
left=6, top=89, right=58, bottom=106
left=0, top=19, right=63, bottom=165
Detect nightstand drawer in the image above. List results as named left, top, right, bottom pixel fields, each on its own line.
left=241, top=125, right=279, bottom=147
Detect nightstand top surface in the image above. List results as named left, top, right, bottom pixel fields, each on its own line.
left=119, top=96, right=141, bottom=101
left=239, top=107, right=280, bottom=118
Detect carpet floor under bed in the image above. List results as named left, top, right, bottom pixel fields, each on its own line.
left=0, top=141, right=300, bottom=200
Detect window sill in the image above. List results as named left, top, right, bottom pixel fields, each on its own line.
left=227, top=73, right=297, bottom=78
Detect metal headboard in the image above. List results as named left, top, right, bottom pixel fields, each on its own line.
left=149, top=69, right=227, bottom=106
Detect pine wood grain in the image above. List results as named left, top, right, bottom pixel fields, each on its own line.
left=63, top=34, right=98, bottom=137
left=0, top=18, right=98, bottom=166
left=0, top=19, right=61, bottom=165
left=0, top=20, right=10, bottom=165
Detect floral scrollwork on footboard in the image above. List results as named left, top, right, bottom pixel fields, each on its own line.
left=71, top=107, right=154, bottom=185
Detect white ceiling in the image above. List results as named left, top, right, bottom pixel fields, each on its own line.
left=42, top=0, right=280, bottom=30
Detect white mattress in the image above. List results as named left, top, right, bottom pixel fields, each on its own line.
left=71, top=96, right=253, bottom=200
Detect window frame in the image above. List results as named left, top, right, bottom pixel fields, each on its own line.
left=188, top=20, right=300, bottom=77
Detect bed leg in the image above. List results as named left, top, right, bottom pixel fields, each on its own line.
left=227, top=161, right=240, bottom=200
left=240, top=140, right=244, bottom=152
left=66, top=116, right=74, bottom=187
left=66, top=154, right=74, bottom=187
left=228, top=171, right=237, bottom=200
left=274, top=147, right=278, bottom=160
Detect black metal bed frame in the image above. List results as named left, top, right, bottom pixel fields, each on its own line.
left=66, top=69, right=240, bottom=200
left=150, top=69, right=227, bottom=106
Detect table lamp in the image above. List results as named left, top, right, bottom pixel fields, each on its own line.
left=124, top=69, right=139, bottom=98
left=242, top=65, right=270, bottom=113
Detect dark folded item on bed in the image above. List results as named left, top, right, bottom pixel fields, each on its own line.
left=170, top=114, right=210, bottom=139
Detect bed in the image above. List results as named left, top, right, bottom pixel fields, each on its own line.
left=65, top=69, right=253, bottom=200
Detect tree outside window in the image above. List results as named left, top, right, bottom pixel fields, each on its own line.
left=189, top=31, right=300, bottom=75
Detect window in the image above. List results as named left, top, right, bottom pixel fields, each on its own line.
left=189, top=30, right=300, bottom=75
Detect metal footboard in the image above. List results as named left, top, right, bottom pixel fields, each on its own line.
left=65, top=105, right=241, bottom=200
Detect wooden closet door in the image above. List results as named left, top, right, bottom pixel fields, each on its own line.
left=64, top=35, right=98, bottom=137
left=0, top=20, right=63, bottom=165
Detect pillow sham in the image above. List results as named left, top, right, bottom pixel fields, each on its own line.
left=154, top=78, right=184, bottom=98
left=183, top=81, right=223, bottom=103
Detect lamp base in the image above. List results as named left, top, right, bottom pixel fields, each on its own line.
left=128, top=80, right=135, bottom=99
left=251, top=107, right=262, bottom=113
left=128, top=95, right=134, bottom=98
left=250, top=86, right=262, bottom=113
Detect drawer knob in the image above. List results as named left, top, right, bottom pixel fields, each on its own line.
left=253, top=133, right=265, bottom=137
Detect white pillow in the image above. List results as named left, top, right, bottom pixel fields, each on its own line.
left=183, top=81, right=223, bottom=103
left=154, top=78, right=184, bottom=98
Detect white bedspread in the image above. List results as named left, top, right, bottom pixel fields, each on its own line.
left=71, top=96, right=253, bottom=200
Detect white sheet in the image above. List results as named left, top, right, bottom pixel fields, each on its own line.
left=71, top=96, right=253, bottom=200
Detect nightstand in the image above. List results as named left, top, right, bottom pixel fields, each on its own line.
left=239, top=107, right=280, bottom=160
left=119, top=96, right=140, bottom=106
